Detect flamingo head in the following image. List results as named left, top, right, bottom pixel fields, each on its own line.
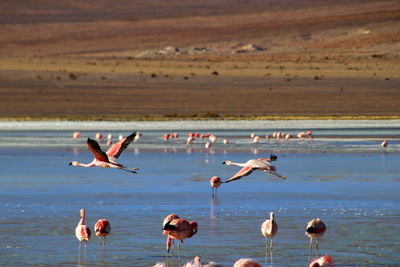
left=80, top=209, right=85, bottom=218
left=223, top=160, right=232, bottom=165
left=69, top=161, right=78, bottom=166
left=190, top=221, right=198, bottom=236
left=270, top=212, right=275, bottom=221
left=269, top=154, right=278, bottom=161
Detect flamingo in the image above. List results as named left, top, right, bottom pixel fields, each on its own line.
left=163, top=217, right=198, bottom=259
left=94, top=219, right=111, bottom=251
left=96, top=132, right=104, bottom=140
left=261, top=212, right=278, bottom=266
left=223, top=138, right=229, bottom=144
left=69, top=131, right=139, bottom=173
left=76, top=209, right=91, bottom=252
left=210, top=176, right=221, bottom=198
left=205, top=142, right=212, bottom=149
left=381, top=140, right=388, bottom=147
left=309, top=254, right=334, bottom=267
left=163, top=214, right=180, bottom=254
left=233, top=258, right=262, bottom=267
left=306, top=218, right=326, bottom=262
left=134, top=132, right=142, bottom=143
left=222, top=154, right=286, bottom=183
left=73, top=131, right=80, bottom=139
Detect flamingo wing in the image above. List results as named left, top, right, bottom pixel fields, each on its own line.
left=224, top=165, right=256, bottom=183
left=106, top=132, right=136, bottom=159
left=87, top=138, right=109, bottom=162
left=268, top=171, right=286, bottom=179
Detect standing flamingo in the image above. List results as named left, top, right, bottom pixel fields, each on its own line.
left=73, top=132, right=81, bottom=139
left=163, top=214, right=180, bottom=254
left=306, top=218, right=326, bottom=262
left=163, top=217, right=198, bottom=259
left=222, top=154, right=286, bottom=183
left=76, top=209, right=91, bottom=252
left=210, top=176, right=221, bottom=198
left=261, top=212, right=278, bottom=266
left=94, top=219, right=111, bottom=252
left=69, top=132, right=139, bottom=173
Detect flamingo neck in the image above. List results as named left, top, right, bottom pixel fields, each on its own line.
left=230, top=162, right=246, bottom=167
left=76, top=161, right=95, bottom=168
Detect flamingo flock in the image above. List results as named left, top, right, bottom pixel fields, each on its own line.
left=69, top=130, right=338, bottom=266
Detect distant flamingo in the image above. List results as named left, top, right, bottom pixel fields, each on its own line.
left=253, top=136, right=260, bottom=143
left=309, top=254, right=334, bottom=267
left=96, top=132, right=104, bottom=140
left=134, top=132, right=142, bottom=143
left=234, top=258, right=262, bottom=267
left=73, top=132, right=80, bottom=139
left=306, top=218, right=326, bottom=262
left=222, top=154, right=286, bottom=183
left=381, top=140, right=388, bottom=147
left=223, top=138, right=229, bottom=144
left=261, top=212, right=278, bottom=266
left=163, top=217, right=198, bottom=259
left=69, top=132, right=139, bottom=173
left=210, top=176, right=221, bottom=197
left=205, top=142, right=212, bottom=149
left=163, top=214, right=180, bottom=254
left=94, top=219, right=111, bottom=250
left=76, top=209, right=91, bottom=252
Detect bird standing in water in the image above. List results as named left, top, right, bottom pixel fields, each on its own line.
left=261, top=212, right=278, bottom=266
left=163, top=217, right=198, bottom=260
left=75, top=209, right=91, bottom=253
left=94, top=219, right=111, bottom=253
left=69, top=132, right=139, bottom=173
left=210, top=176, right=221, bottom=198
left=306, top=218, right=326, bottom=263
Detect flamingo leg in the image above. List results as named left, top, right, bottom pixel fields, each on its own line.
left=104, top=237, right=107, bottom=256
left=316, top=238, right=319, bottom=258
left=308, top=237, right=313, bottom=263
left=178, top=241, right=181, bottom=261
left=270, top=238, right=274, bottom=266
left=265, top=238, right=268, bottom=267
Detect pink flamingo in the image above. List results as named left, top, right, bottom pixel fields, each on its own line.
left=96, top=132, right=104, bottom=140
left=306, top=218, right=327, bottom=262
left=94, top=219, right=111, bottom=250
left=210, top=176, right=221, bottom=197
left=381, top=140, right=388, bottom=147
left=163, top=214, right=180, bottom=254
left=223, top=138, right=229, bottom=144
left=69, top=132, right=139, bottom=173
left=73, top=132, right=80, bottom=139
left=309, top=254, right=334, bottom=267
left=163, top=217, right=198, bottom=259
left=261, top=212, right=278, bottom=266
left=234, top=258, right=262, bottom=267
left=222, top=154, right=286, bottom=183
left=75, top=209, right=91, bottom=252
left=253, top=136, right=260, bottom=143
left=134, top=132, right=142, bottom=143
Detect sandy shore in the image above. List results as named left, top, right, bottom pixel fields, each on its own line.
left=0, top=0, right=399, bottom=119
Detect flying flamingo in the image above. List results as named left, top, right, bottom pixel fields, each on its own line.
left=76, top=209, right=91, bottom=252
left=163, top=217, right=198, bottom=259
left=94, top=219, right=111, bottom=251
left=309, top=254, right=334, bottom=267
left=210, top=176, right=221, bottom=198
left=306, top=218, right=327, bottom=263
left=69, top=132, right=139, bottom=173
left=233, top=258, right=262, bottom=267
left=222, top=154, right=286, bottom=183
left=261, top=212, right=278, bottom=266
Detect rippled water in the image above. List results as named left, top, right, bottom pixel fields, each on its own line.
left=0, top=121, right=399, bottom=266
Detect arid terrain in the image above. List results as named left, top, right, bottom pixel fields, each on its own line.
left=0, top=0, right=399, bottom=119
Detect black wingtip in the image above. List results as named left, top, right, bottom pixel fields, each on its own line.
left=222, top=161, right=226, bottom=165
left=69, top=162, right=72, bottom=166
left=269, top=154, right=278, bottom=161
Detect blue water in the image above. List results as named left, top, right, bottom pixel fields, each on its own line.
left=0, top=121, right=399, bottom=266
